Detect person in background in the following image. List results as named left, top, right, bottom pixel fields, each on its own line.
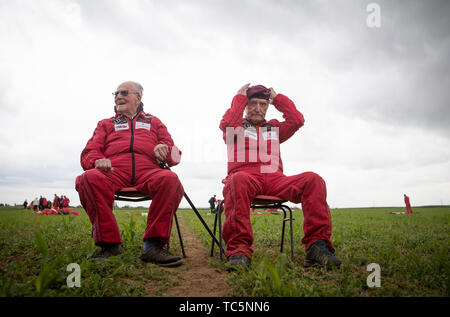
left=209, top=195, right=217, bottom=213
left=39, top=196, right=44, bottom=211
left=32, top=197, right=39, bottom=211
left=53, top=194, right=60, bottom=210
left=404, top=194, right=414, bottom=214
left=62, top=196, right=70, bottom=208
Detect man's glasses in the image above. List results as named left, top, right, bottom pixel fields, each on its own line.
left=112, top=90, right=140, bottom=97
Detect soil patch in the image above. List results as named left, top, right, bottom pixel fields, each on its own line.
left=145, top=215, right=232, bottom=297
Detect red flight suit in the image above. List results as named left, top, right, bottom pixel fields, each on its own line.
left=220, top=94, right=334, bottom=258
left=404, top=195, right=414, bottom=214
left=53, top=196, right=60, bottom=210
left=75, top=104, right=184, bottom=246
left=62, top=197, right=70, bottom=208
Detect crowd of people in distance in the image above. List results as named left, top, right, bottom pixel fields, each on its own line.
left=24, top=194, right=76, bottom=215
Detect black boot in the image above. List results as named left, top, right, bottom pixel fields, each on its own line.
left=226, top=254, right=251, bottom=272
left=304, top=240, right=341, bottom=268
left=140, top=239, right=182, bottom=267
left=91, top=242, right=122, bottom=262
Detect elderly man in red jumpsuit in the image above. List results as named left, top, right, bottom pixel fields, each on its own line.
left=75, top=81, right=184, bottom=267
left=220, top=83, right=341, bottom=270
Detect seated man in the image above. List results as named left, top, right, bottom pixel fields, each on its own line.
left=220, top=83, right=341, bottom=270
left=76, top=81, right=184, bottom=267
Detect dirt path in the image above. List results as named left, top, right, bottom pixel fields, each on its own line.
left=145, top=215, right=232, bottom=297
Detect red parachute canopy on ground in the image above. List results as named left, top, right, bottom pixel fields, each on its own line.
left=34, top=208, right=79, bottom=216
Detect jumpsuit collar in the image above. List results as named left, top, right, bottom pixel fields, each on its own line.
left=115, top=102, right=144, bottom=120
left=243, top=117, right=268, bottom=128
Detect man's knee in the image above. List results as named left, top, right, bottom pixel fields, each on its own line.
left=223, top=172, right=251, bottom=195
left=303, top=172, right=325, bottom=186
left=158, top=170, right=182, bottom=188
left=229, top=171, right=253, bottom=186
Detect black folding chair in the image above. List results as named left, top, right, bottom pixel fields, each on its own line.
left=210, top=195, right=295, bottom=261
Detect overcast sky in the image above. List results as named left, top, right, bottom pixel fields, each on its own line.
left=0, top=0, right=449, bottom=209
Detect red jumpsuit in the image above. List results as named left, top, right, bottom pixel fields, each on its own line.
left=53, top=196, right=60, bottom=210
left=404, top=195, right=413, bottom=214
left=62, top=197, right=70, bottom=208
left=220, top=94, right=334, bottom=258
left=75, top=104, right=184, bottom=246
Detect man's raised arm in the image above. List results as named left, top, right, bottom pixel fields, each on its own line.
left=219, top=83, right=251, bottom=133
left=270, top=93, right=305, bottom=143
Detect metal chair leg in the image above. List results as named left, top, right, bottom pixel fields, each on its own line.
left=210, top=210, right=218, bottom=256
left=280, top=207, right=287, bottom=253
left=174, top=212, right=186, bottom=258
left=210, top=201, right=225, bottom=261
left=218, top=202, right=224, bottom=261
left=281, top=205, right=295, bottom=260
left=288, top=207, right=294, bottom=260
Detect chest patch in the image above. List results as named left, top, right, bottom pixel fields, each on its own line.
left=244, top=128, right=258, bottom=140
left=136, top=121, right=151, bottom=130
left=262, top=130, right=278, bottom=141
left=115, top=123, right=129, bottom=131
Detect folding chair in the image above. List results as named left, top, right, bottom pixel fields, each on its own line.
left=210, top=195, right=295, bottom=261
left=114, top=187, right=186, bottom=258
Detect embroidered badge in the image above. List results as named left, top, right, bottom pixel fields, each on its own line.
left=244, top=128, right=258, bottom=140
left=115, top=123, right=129, bottom=131
left=262, top=130, right=278, bottom=141
left=136, top=121, right=151, bottom=130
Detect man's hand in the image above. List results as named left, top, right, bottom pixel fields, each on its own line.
left=154, top=144, right=170, bottom=163
left=237, top=83, right=250, bottom=96
left=268, top=87, right=277, bottom=104
left=95, top=158, right=114, bottom=172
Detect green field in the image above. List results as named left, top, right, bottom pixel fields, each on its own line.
left=0, top=206, right=448, bottom=297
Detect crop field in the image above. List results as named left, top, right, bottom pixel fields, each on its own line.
left=0, top=205, right=448, bottom=297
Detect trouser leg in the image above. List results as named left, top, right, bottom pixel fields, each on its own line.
left=75, top=168, right=128, bottom=246
left=135, top=169, right=184, bottom=245
left=222, top=171, right=263, bottom=258
left=267, top=171, right=334, bottom=252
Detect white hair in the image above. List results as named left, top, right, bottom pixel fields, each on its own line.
left=121, top=81, right=144, bottom=97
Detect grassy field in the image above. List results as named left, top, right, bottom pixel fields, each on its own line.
left=0, top=205, right=448, bottom=297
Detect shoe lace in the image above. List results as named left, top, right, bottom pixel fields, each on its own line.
left=149, top=245, right=176, bottom=259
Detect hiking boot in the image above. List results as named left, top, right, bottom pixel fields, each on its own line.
left=91, top=243, right=122, bottom=262
left=304, top=240, right=341, bottom=268
left=140, top=245, right=183, bottom=267
left=226, top=254, right=251, bottom=272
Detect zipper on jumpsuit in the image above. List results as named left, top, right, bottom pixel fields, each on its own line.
left=129, top=116, right=136, bottom=186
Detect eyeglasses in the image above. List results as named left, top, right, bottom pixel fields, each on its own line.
left=112, top=90, right=140, bottom=97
